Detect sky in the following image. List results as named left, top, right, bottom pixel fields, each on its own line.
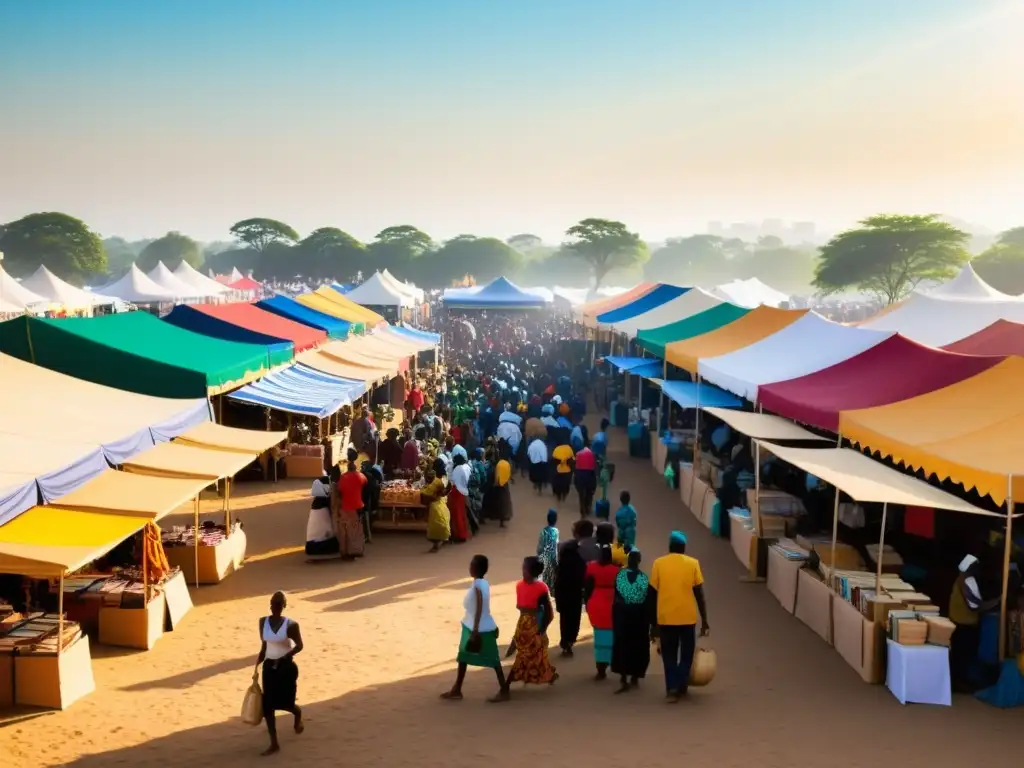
left=1, top=0, right=1023, bottom=243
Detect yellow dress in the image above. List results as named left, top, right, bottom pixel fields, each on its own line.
left=423, top=478, right=451, bottom=542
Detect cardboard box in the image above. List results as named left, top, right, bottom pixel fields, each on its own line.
left=730, top=515, right=756, bottom=572
left=767, top=546, right=801, bottom=614
left=15, top=634, right=95, bottom=710
left=165, top=534, right=238, bottom=586
left=163, top=569, right=193, bottom=630
left=795, top=569, right=833, bottom=644
left=832, top=594, right=885, bottom=683
left=98, top=592, right=166, bottom=650
left=689, top=476, right=713, bottom=528
left=679, top=465, right=694, bottom=511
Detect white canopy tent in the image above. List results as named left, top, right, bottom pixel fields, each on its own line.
left=18, top=265, right=114, bottom=311
left=0, top=264, right=49, bottom=311
left=927, top=263, right=1022, bottom=302
left=860, top=293, right=1024, bottom=347
left=712, top=278, right=789, bottom=308
left=147, top=261, right=215, bottom=299
left=611, top=287, right=723, bottom=337
left=698, top=312, right=895, bottom=402
left=346, top=272, right=415, bottom=308
left=379, top=269, right=424, bottom=302
left=94, top=264, right=176, bottom=304
left=174, top=261, right=228, bottom=297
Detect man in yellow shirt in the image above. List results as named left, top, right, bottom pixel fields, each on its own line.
left=649, top=531, right=709, bottom=701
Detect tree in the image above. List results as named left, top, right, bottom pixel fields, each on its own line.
left=103, top=236, right=142, bottom=277
left=644, top=235, right=735, bottom=286
left=507, top=233, right=543, bottom=252
left=422, top=235, right=524, bottom=288
left=367, top=225, right=432, bottom=277
left=813, top=214, right=969, bottom=304
left=736, top=244, right=819, bottom=295
left=563, top=218, right=648, bottom=289
left=0, top=212, right=106, bottom=285
left=973, top=226, right=1024, bottom=295
left=228, top=218, right=299, bottom=252
left=136, top=231, right=203, bottom=272
left=205, top=247, right=259, bottom=277
left=296, top=227, right=366, bottom=282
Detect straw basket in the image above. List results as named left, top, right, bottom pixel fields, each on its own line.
left=688, top=647, right=717, bottom=687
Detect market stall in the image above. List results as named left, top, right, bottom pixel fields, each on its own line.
left=373, top=480, right=427, bottom=531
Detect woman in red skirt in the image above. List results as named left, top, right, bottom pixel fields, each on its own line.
left=448, top=453, right=472, bottom=542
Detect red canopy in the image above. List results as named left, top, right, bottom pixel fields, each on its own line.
left=942, top=319, right=1024, bottom=357
left=230, top=276, right=262, bottom=291
left=189, top=303, right=326, bottom=352
left=757, top=335, right=1004, bottom=432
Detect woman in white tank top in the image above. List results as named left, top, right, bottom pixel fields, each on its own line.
left=256, top=591, right=305, bottom=755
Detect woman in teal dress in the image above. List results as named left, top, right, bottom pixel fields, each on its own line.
left=615, top=490, right=637, bottom=549
left=610, top=549, right=652, bottom=692
left=537, top=509, right=560, bottom=589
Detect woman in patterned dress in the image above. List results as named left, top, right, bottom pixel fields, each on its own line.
left=610, top=549, right=653, bottom=693
left=536, top=509, right=559, bottom=589
left=504, top=556, right=558, bottom=694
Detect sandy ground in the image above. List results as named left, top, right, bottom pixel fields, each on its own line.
left=2, top=425, right=1022, bottom=768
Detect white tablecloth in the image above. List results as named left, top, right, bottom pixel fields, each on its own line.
left=886, top=640, right=951, bottom=706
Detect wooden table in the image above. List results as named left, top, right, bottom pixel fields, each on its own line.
left=372, top=500, right=427, bottom=532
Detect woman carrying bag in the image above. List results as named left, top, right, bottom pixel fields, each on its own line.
left=254, top=591, right=305, bottom=755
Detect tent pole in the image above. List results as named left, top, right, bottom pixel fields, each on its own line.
left=754, top=440, right=762, bottom=537
left=58, top=574, right=64, bottom=657
left=829, top=486, right=841, bottom=580
left=660, top=360, right=667, bottom=427
left=999, top=474, right=1014, bottom=661
left=875, top=502, right=889, bottom=594
left=142, top=529, right=150, bottom=604
left=693, top=377, right=702, bottom=475
left=225, top=477, right=232, bottom=529
left=193, top=495, right=200, bottom=587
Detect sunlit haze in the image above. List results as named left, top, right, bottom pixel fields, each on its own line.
left=2, top=0, right=1023, bottom=241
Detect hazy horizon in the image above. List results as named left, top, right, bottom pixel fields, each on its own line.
left=2, top=0, right=1022, bottom=243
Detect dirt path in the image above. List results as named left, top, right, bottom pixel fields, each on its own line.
left=1, top=426, right=1019, bottom=767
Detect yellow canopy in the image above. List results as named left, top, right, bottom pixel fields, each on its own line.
left=298, top=350, right=393, bottom=383
left=297, top=288, right=385, bottom=326
left=53, top=469, right=209, bottom=518
left=175, top=422, right=287, bottom=454
left=0, top=506, right=149, bottom=578
left=666, top=306, right=808, bottom=372
left=121, top=441, right=256, bottom=480
left=838, top=357, right=1024, bottom=505
left=756, top=442, right=999, bottom=516
left=702, top=407, right=831, bottom=443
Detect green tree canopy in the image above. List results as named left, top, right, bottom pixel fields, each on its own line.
left=735, top=244, right=819, bottom=295
left=102, top=236, right=145, bottom=277
left=368, top=225, right=432, bottom=275
left=0, top=212, right=106, bottom=285
left=564, top=218, right=648, bottom=289
left=136, top=231, right=203, bottom=272
left=296, top=227, right=366, bottom=282
left=972, top=226, right=1024, bottom=295
left=228, top=218, right=299, bottom=252
left=813, top=214, right=969, bottom=304
left=421, top=235, right=523, bottom=288
left=644, top=235, right=735, bottom=286
left=205, top=247, right=258, bottom=277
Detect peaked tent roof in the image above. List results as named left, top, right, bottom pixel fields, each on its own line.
left=297, top=286, right=387, bottom=325
left=612, top=287, right=723, bottom=338
left=0, top=313, right=272, bottom=398
left=665, top=306, right=807, bottom=372
left=0, top=264, right=48, bottom=309
left=839, top=357, right=1024, bottom=504
left=596, top=284, right=689, bottom=325
left=257, top=294, right=354, bottom=338
left=578, top=283, right=656, bottom=320
left=636, top=302, right=749, bottom=359
left=757, top=335, right=1004, bottom=432
left=163, top=302, right=324, bottom=358
left=942, top=319, right=1024, bottom=356
left=698, top=314, right=894, bottom=402
left=229, top=363, right=367, bottom=417
left=927, top=262, right=1021, bottom=302
left=345, top=272, right=413, bottom=308
left=712, top=278, right=789, bottom=308
left=173, top=260, right=228, bottom=296
left=859, top=291, right=1024, bottom=346
left=229, top=276, right=262, bottom=292
left=18, top=265, right=113, bottom=309
left=442, top=277, right=547, bottom=309
left=380, top=269, right=424, bottom=301
left=147, top=262, right=211, bottom=299
left=96, top=263, right=177, bottom=303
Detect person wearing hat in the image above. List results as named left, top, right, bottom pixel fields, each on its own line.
left=649, top=531, right=709, bottom=702
left=948, top=553, right=1000, bottom=691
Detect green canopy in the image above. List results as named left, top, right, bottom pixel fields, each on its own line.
left=635, top=303, right=749, bottom=358
left=0, top=314, right=274, bottom=398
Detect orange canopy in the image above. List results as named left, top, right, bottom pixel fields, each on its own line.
left=665, top=306, right=808, bottom=372
left=579, top=284, right=656, bottom=323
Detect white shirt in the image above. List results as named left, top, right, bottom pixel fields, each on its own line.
left=262, top=616, right=294, bottom=660
left=462, top=578, right=497, bottom=632
left=496, top=421, right=522, bottom=451
left=528, top=439, right=549, bottom=464
left=450, top=463, right=471, bottom=496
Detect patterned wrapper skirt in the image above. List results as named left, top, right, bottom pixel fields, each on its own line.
left=507, top=613, right=558, bottom=685
left=456, top=624, right=501, bottom=668
left=593, top=628, right=614, bottom=665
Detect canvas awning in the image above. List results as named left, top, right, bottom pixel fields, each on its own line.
left=258, top=294, right=356, bottom=338
left=298, top=349, right=394, bottom=383
left=612, top=288, right=723, bottom=338
left=229, top=363, right=366, bottom=417
left=319, top=338, right=405, bottom=373
left=147, top=262, right=210, bottom=299
left=376, top=326, right=438, bottom=353
left=391, top=325, right=440, bottom=346
left=297, top=287, right=386, bottom=325
left=702, top=408, right=832, bottom=443
left=0, top=313, right=271, bottom=397
left=0, top=507, right=151, bottom=578
left=94, top=263, right=177, bottom=303
left=166, top=302, right=326, bottom=354
left=605, top=356, right=655, bottom=371
left=756, top=443, right=999, bottom=516
left=121, top=442, right=258, bottom=480
left=175, top=423, right=287, bottom=454
left=859, top=291, right=1024, bottom=347
left=380, top=269, right=424, bottom=302
left=53, top=470, right=210, bottom=518
left=635, top=302, right=749, bottom=359
left=656, top=380, right=742, bottom=409
left=578, top=283, right=656, bottom=321
left=595, top=284, right=688, bottom=325
left=838, top=357, right=1024, bottom=504
left=666, top=306, right=808, bottom=372
left=757, top=335, right=1004, bottom=432
left=697, top=314, right=894, bottom=402
left=942, top=320, right=1024, bottom=357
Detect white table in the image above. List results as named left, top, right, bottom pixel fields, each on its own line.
left=886, top=640, right=951, bottom=706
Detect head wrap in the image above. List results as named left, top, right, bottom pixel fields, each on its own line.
left=959, top=554, right=979, bottom=573
left=669, top=530, right=688, bottom=546
left=546, top=509, right=558, bottom=525
left=542, top=404, right=555, bottom=416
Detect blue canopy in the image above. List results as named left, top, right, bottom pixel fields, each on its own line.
left=228, top=364, right=367, bottom=418
left=606, top=356, right=658, bottom=371
left=596, top=284, right=689, bottom=323
left=258, top=294, right=352, bottom=339
left=392, top=325, right=441, bottom=345
left=631, top=361, right=665, bottom=379
left=443, top=277, right=547, bottom=309
left=331, top=282, right=354, bottom=294
left=163, top=304, right=294, bottom=364
left=659, top=380, right=742, bottom=410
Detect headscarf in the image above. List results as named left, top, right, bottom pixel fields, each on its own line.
left=669, top=530, right=688, bottom=546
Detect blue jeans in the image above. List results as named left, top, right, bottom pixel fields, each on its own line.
left=660, top=624, right=696, bottom=694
